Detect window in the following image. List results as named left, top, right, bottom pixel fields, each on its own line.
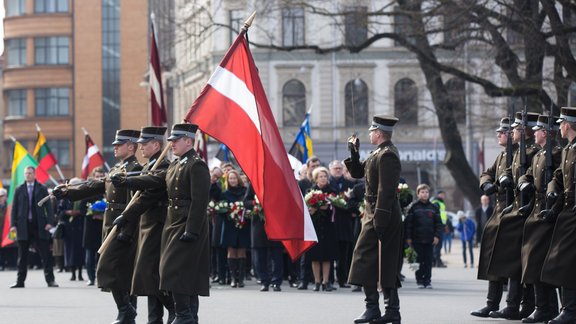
left=35, top=37, right=69, bottom=65
left=393, top=7, right=416, bottom=46
left=47, top=140, right=70, bottom=166
left=446, top=78, right=466, bottom=124
left=443, top=8, right=469, bottom=46
left=394, top=78, right=418, bottom=125
left=229, top=9, right=243, bottom=45
left=345, top=6, right=368, bottom=47
left=6, top=39, right=26, bottom=67
left=569, top=82, right=576, bottom=106
left=282, top=7, right=305, bottom=47
left=6, top=0, right=26, bottom=17
left=7, top=89, right=27, bottom=117
left=506, top=9, right=522, bottom=45
left=345, top=79, right=369, bottom=127
left=35, top=0, right=68, bottom=13
left=282, top=79, right=306, bottom=127
left=35, top=88, right=69, bottom=116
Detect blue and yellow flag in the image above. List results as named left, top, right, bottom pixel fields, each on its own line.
left=288, top=113, right=314, bottom=163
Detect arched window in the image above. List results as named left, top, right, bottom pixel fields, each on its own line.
left=345, top=79, right=368, bottom=127
left=282, top=79, right=306, bottom=127
left=446, top=77, right=466, bottom=124
left=394, top=78, right=418, bottom=125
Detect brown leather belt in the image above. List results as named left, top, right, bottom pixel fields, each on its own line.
left=106, top=202, right=127, bottom=210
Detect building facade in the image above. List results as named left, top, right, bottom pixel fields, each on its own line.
left=1, top=0, right=150, bottom=181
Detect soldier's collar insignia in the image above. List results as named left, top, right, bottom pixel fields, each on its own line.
left=179, top=157, right=189, bottom=165
left=149, top=158, right=157, bottom=165
left=372, top=147, right=382, bottom=155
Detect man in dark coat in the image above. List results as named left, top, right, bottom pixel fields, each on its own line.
left=81, top=167, right=106, bottom=286
left=516, top=114, right=562, bottom=323
left=539, top=107, right=576, bottom=324
left=112, top=126, right=174, bottom=324
left=9, top=166, right=58, bottom=288
left=471, top=117, right=513, bottom=318
left=53, top=129, right=142, bottom=324
left=488, top=112, right=540, bottom=320
left=328, top=159, right=355, bottom=288
left=114, top=124, right=210, bottom=324
left=345, top=115, right=403, bottom=324
left=474, top=195, right=493, bottom=246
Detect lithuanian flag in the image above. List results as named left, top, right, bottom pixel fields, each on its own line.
left=1, top=141, right=49, bottom=247
left=33, top=130, right=57, bottom=183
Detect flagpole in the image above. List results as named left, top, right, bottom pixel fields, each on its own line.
left=82, top=127, right=111, bottom=171
left=9, top=136, right=59, bottom=186
left=35, top=123, right=66, bottom=180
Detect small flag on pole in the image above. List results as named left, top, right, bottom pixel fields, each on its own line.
left=149, top=14, right=167, bottom=126
left=288, top=112, right=314, bottom=164
left=33, top=128, right=58, bottom=183
left=81, top=130, right=106, bottom=179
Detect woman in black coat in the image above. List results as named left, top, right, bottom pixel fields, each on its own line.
left=307, top=167, right=338, bottom=292
left=59, top=197, right=85, bottom=281
left=220, top=170, right=250, bottom=287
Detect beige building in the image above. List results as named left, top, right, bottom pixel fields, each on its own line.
left=2, top=0, right=150, bottom=182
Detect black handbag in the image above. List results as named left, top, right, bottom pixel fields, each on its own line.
left=52, top=223, right=65, bottom=239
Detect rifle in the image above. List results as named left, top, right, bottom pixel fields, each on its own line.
left=519, top=102, right=528, bottom=177
left=544, top=110, right=554, bottom=210
left=506, top=104, right=515, bottom=206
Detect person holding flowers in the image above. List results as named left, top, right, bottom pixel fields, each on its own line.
left=305, top=167, right=338, bottom=292
left=220, top=169, right=250, bottom=288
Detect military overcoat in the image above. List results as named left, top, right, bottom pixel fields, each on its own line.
left=344, top=141, right=403, bottom=289
left=66, top=155, right=141, bottom=291
left=487, top=138, right=539, bottom=279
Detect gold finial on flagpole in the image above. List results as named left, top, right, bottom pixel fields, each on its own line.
left=242, top=11, right=256, bottom=31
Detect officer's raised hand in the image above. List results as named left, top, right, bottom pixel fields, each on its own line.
left=110, top=172, right=129, bottom=187
left=347, top=135, right=360, bottom=161
left=481, top=182, right=497, bottom=195
left=52, top=184, right=68, bottom=199
left=113, top=215, right=127, bottom=229
left=179, top=231, right=198, bottom=242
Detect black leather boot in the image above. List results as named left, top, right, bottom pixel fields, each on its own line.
left=522, top=283, right=555, bottom=323
left=372, top=288, right=401, bottom=324
left=157, top=292, right=175, bottom=324
left=228, top=258, right=238, bottom=288
left=172, top=293, right=194, bottom=324
left=147, top=296, right=163, bottom=324
left=471, top=280, right=503, bottom=317
left=237, top=258, right=245, bottom=288
left=490, top=278, right=521, bottom=320
left=111, top=290, right=137, bottom=324
left=190, top=295, right=199, bottom=324
left=353, top=285, right=381, bottom=323
left=519, top=283, right=535, bottom=319
left=549, top=288, right=576, bottom=324
left=77, top=265, right=84, bottom=281
left=550, top=287, right=560, bottom=318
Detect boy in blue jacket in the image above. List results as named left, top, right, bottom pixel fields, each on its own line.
left=456, top=210, right=476, bottom=268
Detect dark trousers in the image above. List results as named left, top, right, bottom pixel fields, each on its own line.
left=85, top=247, right=99, bottom=282
left=336, top=240, right=352, bottom=285
left=413, top=243, right=433, bottom=286
left=433, top=236, right=443, bottom=266
left=299, top=252, right=312, bottom=285
left=462, top=239, right=474, bottom=265
left=16, top=238, right=55, bottom=284
left=254, top=246, right=284, bottom=286
left=215, top=246, right=228, bottom=282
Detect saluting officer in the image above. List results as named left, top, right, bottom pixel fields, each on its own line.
left=111, top=126, right=174, bottom=324
left=472, top=117, right=514, bottom=318
left=113, top=124, right=210, bottom=324
left=345, top=115, right=403, bottom=324
left=53, top=129, right=142, bottom=324
left=488, top=112, right=540, bottom=320
left=539, top=107, right=576, bottom=324
left=516, top=114, right=562, bottom=323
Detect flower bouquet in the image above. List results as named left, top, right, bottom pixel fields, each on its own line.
left=397, top=183, right=413, bottom=208
left=404, top=246, right=419, bottom=271
left=250, top=196, right=265, bottom=223
left=229, top=201, right=248, bottom=229
left=214, top=200, right=231, bottom=214
left=357, top=200, right=366, bottom=218
left=86, top=199, right=107, bottom=221
left=327, top=193, right=348, bottom=209
left=206, top=200, right=216, bottom=219
left=304, top=190, right=329, bottom=209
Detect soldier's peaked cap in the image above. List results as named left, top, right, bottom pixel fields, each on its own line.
left=532, top=115, right=560, bottom=131
left=556, top=107, right=576, bottom=123
left=496, top=117, right=510, bottom=132
left=167, top=123, right=198, bottom=141
left=368, top=115, right=399, bottom=132
left=137, top=126, right=167, bottom=143
left=511, top=112, right=539, bottom=128
left=112, top=129, right=140, bottom=145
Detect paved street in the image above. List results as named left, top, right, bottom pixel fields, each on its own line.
left=0, top=243, right=524, bottom=324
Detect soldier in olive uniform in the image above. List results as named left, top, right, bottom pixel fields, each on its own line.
left=53, top=129, right=142, bottom=324
left=516, top=115, right=562, bottom=323
left=114, top=124, right=210, bottom=324
left=539, top=107, right=576, bottom=324
left=471, top=117, right=514, bottom=318
left=345, top=115, right=403, bottom=324
left=488, top=112, right=540, bottom=320
left=111, top=127, right=174, bottom=324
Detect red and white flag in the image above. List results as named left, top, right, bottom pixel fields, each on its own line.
left=194, top=130, right=208, bottom=163
left=186, top=28, right=317, bottom=260
left=149, top=20, right=167, bottom=126
left=81, top=132, right=106, bottom=179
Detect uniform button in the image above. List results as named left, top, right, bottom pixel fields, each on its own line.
left=175, top=187, right=178, bottom=190
left=113, top=190, right=116, bottom=194
left=175, top=206, right=179, bottom=210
